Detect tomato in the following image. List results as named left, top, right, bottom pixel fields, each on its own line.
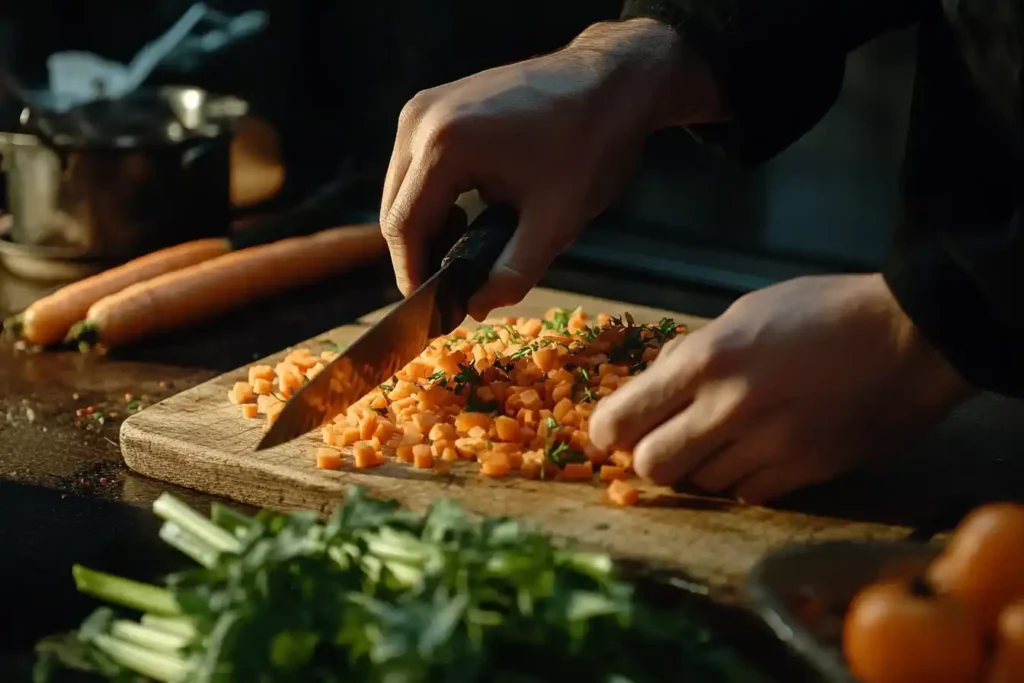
left=843, top=579, right=985, bottom=683
left=929, top=502, right=1024, bottom=634
left=989, top=600, right=1024, bottom=683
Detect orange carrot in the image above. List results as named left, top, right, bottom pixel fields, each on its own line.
left=607, top=480, right=639, bottom=507
left=70, top=224, right=386, bottom=348
left=315, top=448, right=342, bottom=470
left=13, top=238, right=229, bottom=346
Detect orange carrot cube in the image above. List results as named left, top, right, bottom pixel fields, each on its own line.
left=396, top=444, right=415, bottom=463
left=607, top=479, right=639, bottom=506
left=316, top=448, right=342, bottom=470
left=481, top=453, right=511, bottom=478
left=252, top=378, right=273, bottom=395
left=562, top=461, right=593, bottom=481
left=600, top=465, right=627, bottom=482
left=353, top=444, right=379, bottom=468
left=248, top=365, right=274, bottom=384
left=412, top=444, right=433, bottom=469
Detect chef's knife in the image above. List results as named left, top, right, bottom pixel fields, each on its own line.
left=256, top=203, right=518, bottom=451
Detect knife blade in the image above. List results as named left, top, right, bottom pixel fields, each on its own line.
left=256, top=203, right=518, bottom=451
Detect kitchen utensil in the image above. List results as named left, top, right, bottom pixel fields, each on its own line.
left=746, top=540, right=941, bottom=682
left=0, top=86, right=246, bottom=275
left=256, top=204, right=518, bottom=451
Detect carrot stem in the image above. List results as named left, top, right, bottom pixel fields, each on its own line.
left=2, top=314, right=23, bottom=337
left=66, top=319, right=100, bottom=347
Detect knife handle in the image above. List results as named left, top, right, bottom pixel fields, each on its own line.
left=432, top=203, right=518, bottom=331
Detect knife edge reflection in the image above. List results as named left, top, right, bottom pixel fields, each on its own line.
left=256, top=275, right=443, bottom=451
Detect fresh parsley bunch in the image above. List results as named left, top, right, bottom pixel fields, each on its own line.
left=35, top=488, right=764, bottom=683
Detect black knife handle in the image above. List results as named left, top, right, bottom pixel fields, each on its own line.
left=432, top=203, right=518, bottom=332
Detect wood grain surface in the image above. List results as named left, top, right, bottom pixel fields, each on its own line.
left=120, top=287, right=910, bottom=601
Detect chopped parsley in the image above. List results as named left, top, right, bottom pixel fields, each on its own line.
left=542, top=307, right=572, bottom=333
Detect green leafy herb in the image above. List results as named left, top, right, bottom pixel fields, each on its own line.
left=541, top=308, right=572, bottom=333
left=428, top=370, right=447, bottom=383
left=379, top=384, right=394, bottom=393
left=35, top=488, right=767, bottom=683
left=472, top=325, right=500, bottom=344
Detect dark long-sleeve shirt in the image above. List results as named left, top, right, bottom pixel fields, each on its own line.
left=622, top=0, right=1024, bottom=398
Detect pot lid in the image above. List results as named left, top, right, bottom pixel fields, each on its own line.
left=20, top=85, right=249, bottom=148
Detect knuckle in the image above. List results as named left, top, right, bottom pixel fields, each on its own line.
left=397, top=90, right=432, bottom=132
left=418, top=115, right=466, bottom=157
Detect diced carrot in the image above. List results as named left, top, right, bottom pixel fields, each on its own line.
left=358, top=413, right=378, bottom=440
left=481, top=452, right=511, bottom=478
left=562, top=461, right=593, bottom=481
left=373, top=421, right=396, bottom=443
left=236, top=310, right=686, bottom=499
left=396, top=444, right=415, bottom=463
left=429, top=422, right=457, bottom=441
left=493, top=415, right=521, bottom=441
left=248, top=365, right=274, bottom=384
left=607, top=479, right=639, bottom=507
left=412, top=444, right=433, bottom=469
left=600, top=465, right=627, bottom=482
left=230, top=381, right=255, bottom=405
left=454, top=411, right=491, bottom=434
left=256, top=394, right=281, bottom=414
left=353, top=444, right=380, bottom=468
left=454, top=437, right=488, bottom=459
left=520, top=460, right=542, bottom=479
left=321, top=426, right=335, bottom=444
left=252, top=378, right=273, bottom=395
left=610, top=450, right=634, bottom=469
left=316, top=448, right=342, bottom=470
left=240, top=403, right=258, bottom=419
left=552, top=397, right=574, bottom=422
left=518, top=388, right=542, bottom=411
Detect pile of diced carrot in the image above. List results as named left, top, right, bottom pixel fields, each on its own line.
left=227, top=307, right=687, bottom=508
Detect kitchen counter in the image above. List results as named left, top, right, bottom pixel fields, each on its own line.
left=3, top=253, right=1024, bottom=679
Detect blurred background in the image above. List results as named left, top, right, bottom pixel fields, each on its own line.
left=0, top=0, right=917, bottom=299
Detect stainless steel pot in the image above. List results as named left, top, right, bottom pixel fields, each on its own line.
left=0, top=85, right=248, bottom=265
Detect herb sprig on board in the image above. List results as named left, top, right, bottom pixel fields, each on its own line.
left=34, top=488, right=765, bottom=683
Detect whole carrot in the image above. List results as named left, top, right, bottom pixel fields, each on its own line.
left=69, top=224, right=386, bottom=348
left=9, top=238, right=231, bottom=346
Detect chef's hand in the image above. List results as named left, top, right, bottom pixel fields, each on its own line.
left=379, top=18, right=720, bottom=320
left=590, top=273, right=974, bottom=504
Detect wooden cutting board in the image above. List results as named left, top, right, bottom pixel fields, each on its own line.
left=120, top=287, right=909, bottom=601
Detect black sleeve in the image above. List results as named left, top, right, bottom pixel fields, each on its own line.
left=619, top=0, right=929, bottom=165
left=883, top=14, right=1024, bottom=397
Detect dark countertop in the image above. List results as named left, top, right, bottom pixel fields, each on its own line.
left=3, top=252, right=1024, bottom=680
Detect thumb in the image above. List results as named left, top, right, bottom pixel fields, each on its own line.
left=467, top=202, right=579, bottom=321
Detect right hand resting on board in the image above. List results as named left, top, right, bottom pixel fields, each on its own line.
left=379, top=18, right=722, bottom=321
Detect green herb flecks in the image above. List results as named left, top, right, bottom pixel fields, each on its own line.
left=318, top=339, right=347, bottom=354
left=541, top=307, right=573, bottom=333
